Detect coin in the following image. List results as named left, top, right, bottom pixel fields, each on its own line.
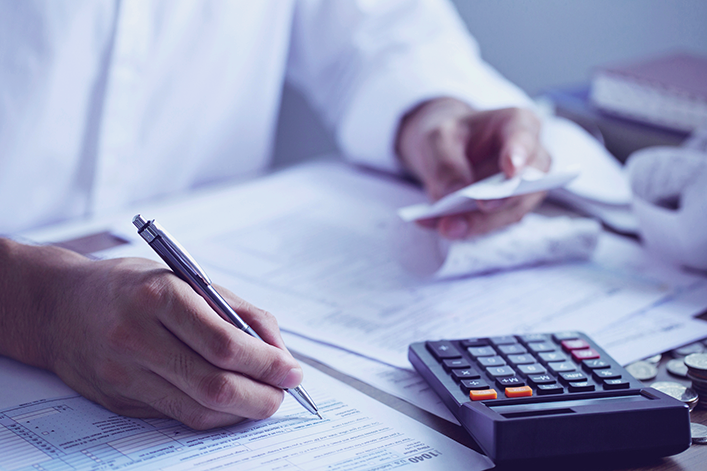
left=672, top=342, right=705, bottom=358
left=626, top=361, right=658, bottom=381
left=667, top=358, right=689, bottom=378
left=644, top=354, right=662, bottom=364
left=691, top=423, right=707, bottom=444
left=685, top=353, right=707, bottom=372
left=650, top=382, right=699, bottom=410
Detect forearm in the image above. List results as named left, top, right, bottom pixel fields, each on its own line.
left=0, top=238, right=86, bottom=369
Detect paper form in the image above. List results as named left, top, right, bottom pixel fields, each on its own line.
left=162, top=163, right=707, bottom=369
left=281, top=332, right=459, bottom=424
left=0, top=359, right=492, bottom=471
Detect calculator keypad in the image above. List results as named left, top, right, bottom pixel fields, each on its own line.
left=425, top=332, right=629, bottom=401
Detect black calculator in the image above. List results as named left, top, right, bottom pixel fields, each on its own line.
left=409, top=332, right=691, bottom=465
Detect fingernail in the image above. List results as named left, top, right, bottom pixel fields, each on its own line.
left=279, top=367, right=303, bottom=389
left=511, top=148, right=528, bottom=169
left=443, top=217, right=468, bottom=239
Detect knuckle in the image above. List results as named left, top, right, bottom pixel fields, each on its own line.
left=251, top=390, right=283, bottom=420
left=209, top=329, right=240, bottom=364
left=105, top=321, right=141, bottom=356
left=198, top=372, right=237, bottom=409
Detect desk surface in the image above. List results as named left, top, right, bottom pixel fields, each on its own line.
left=296, top=313, right=707, bottom=471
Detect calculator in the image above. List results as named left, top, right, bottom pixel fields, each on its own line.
left=409, top=332, right=691, bottom=465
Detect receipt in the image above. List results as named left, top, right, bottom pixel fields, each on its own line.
left=397, top=166, right=579, bottom=222
left=394, top=213, right=601, bottom=278
left=626, top=146, right=707, bottom=270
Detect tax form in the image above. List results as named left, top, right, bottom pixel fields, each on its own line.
left=0, top=357, right=492, bottom=471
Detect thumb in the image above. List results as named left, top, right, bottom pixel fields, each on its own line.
left=499, top=130, right=537, bottom=179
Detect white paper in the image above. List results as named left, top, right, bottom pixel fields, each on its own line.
left=281, top=332, right=459, bottom=424
left=541, top=115, right=631, bottom=205
left=397, top=166, right=578, bottom=221
left=0, top=359, right=492, bottom=471
left=157, top=163, right=707, bottom=369
left=395, top=213, right=601, bottom=279
left=626, top=146, right=707, bottom=270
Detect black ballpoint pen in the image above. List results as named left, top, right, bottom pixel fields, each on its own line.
left=132, top=214, right=322, bottom=419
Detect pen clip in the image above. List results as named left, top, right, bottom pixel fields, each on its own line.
left=133, top=215, right=212, bottom=285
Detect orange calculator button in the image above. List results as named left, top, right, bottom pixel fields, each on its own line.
left=505, top=386, right=533, bottom=398
left=470, top=389, right=498, bottom=401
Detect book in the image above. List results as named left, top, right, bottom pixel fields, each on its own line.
left=590, top=52, right=707, bottom=133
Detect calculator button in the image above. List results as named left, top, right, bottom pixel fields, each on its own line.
left=539, top=352, right=566, bottom=363
left=561, top=339, right=590, bottom=351
left=536, top=384, right=564, bottom=395
left=528, top=342, right=556, bottom=353
left=505, top=386, right=533, bottom=398
left=442, top=358, right=471, bottom=372
left=468, top=346, right=497, bottom=358
left=568, top=381, right=595, bottom=392
left=460, top=379, right=490, bottom=391
left=496, top=376, right=525, bottom=389
left=426, top=341, right=462, bottom=361
left=518, top=364, right=547, bottom=376
left=520, top=333, right=551, bottom=343
left=499, top=344, right=527, bottom=355
left=582, top=359, right=611, bottom=371
left=571, top=349, right=600, bottom=361
left=489, top=336, right=518, bottom=346
left=452, top=369, right=481, bottom=381
left=560, top=371, right=588, bottom=384
left=552, top=332, right=580, bottom=342
left=470, top=389, right=498, bottom=401
left=478, top=356, right=507, bottom=367
left=548, top=361, right=576, bottom=373
left=592, top=369, right=622, bottom=381
left=486, top=366, right=515, bottom=377
left=508, top=354, right=536, bottom=366
left=461, top=338, right=487, bottom=348
left=528, top=374, right=556, bottom=385
left=603, top=378, right=630, bottom=390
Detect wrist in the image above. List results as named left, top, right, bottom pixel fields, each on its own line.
left=0, top=238, right=88, bottom=370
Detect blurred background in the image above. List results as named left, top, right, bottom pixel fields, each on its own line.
left=272, top=0, right=707, bottom=167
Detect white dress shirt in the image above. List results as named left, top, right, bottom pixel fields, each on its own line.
left=0, top=0, right=532, bottom=234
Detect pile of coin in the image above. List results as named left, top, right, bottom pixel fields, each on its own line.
left=685, top=353, right=707, bottom=409
left=650, top=381, right=699, bottom=411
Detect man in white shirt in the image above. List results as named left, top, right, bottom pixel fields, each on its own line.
left=0, top=0, right=549, bottom=428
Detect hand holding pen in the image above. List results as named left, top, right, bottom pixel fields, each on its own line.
left=132, top=215, right=321, bottom=419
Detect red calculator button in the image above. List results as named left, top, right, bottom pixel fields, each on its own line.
left=571, top=348, right=600, bottom=361
left=505, top=386, right=533, bottom=398
left=561, top=339, right=590, bottom=351
left=470, top=389, right=498, bottom=401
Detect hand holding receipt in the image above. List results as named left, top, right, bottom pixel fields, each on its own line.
left=132, top=215, right=321, bottom=419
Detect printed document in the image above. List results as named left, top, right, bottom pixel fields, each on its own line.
left=0, top=357, right=491, bottom=471
left=161, top=162, right=707, bottom=368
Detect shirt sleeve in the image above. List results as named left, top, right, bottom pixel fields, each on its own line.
left=286, top=0, right=534, bottom=173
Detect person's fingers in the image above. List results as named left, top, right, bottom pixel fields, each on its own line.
left=139, top=331, right=285, bottom=420
left=396, top=98, right=476, bottom=202
left=133, top=274, right=302, bottom=389
left=95, top=365, right=264, bottom=430
left=440, top=192, right=547, bottom=239
left=422, top=122, right=474, bottom=201
left=496, top=109, right=543, bottom=178
left=216, top=286, right=287, bottom=350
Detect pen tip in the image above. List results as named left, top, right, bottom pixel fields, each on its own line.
left=317, top=412, right=323, bottom=420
